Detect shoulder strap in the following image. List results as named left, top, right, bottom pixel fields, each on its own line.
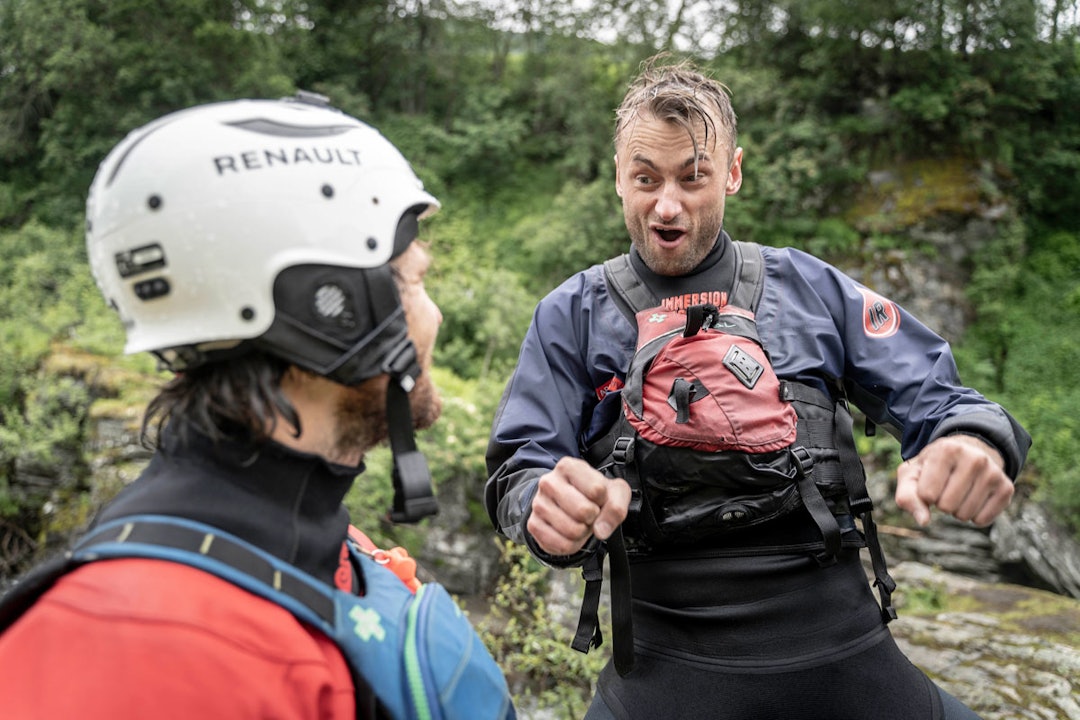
left=603, top=253, right=657, bottom=322
left=0, top=517, right=331, bottom=632
left=604, top=241, right=766, bottom=318
left=74, top=515, right=341, bottom=625
left=729, top=241, right=765, bottom=312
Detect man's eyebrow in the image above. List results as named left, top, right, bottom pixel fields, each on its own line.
left=687, top=153, right=710, bottom=167
left=630, top=153, right=711, bottom=170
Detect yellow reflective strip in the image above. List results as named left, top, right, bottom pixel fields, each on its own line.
left=200, top=534, right=214, bottom=555
left=116, top=523, right=134, bottom=543
left=273, top=571, right=282, bottom=591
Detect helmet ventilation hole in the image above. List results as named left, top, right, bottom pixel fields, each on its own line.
left=314, top=284, right=347, bottom=319
left=240, top=307, right=256, bottom=321
left=366, top=237, right=378, bottom=251
left=321, top=184, right=334, bottom=198
left=147, top=195, right=163, bottom=210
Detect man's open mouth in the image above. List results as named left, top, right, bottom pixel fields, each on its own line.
left=655, top=228, right=684, bottom=243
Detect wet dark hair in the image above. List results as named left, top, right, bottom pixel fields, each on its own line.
left=140, top=351, right=297, bottom=450
left=614, top=53, right=738, bottom=161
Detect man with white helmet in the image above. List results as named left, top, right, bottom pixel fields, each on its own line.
left=0, top=93, right=514, bottom=719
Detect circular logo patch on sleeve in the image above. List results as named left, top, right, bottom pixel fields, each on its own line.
left=858, top=287, right=900, bottom=338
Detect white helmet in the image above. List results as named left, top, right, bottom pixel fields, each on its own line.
left=86, top=92, right=439, bottom=386
left=87, top=93, right=442, bottom=522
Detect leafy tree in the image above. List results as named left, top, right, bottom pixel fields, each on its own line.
left=0, top=0, right=294, bottom=226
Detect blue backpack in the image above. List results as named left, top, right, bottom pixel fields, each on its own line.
left=0, top=514, right=516, bottom=720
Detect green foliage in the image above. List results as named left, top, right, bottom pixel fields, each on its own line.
left=0, top=375, right=91, bottom=507
left=430, top=259, right=536, bottom=381
left=509, top=171, right=628, bottom=295
left=803, top=218, right=863, bottom=263
left=959, top=228, right=1080, bottom=532
left=0, top=0, right=294, bottom=226
left=897, top=581, right=948, bottom=615
left=726, top=108, right=865, bottom=247
left=0, top=222, right=87, bottom=405
left=478, top=539, right=605, bottom=717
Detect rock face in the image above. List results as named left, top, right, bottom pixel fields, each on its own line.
left=993, top=496, right=1080, bottom=599
left=888, top=562, right=1080, bottom=720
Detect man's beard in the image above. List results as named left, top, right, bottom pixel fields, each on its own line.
left=333, top=372, right=442, bottom=460
left=626, top=207, right=725, bottom=277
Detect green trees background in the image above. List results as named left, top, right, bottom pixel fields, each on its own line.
left=2, top=0, right=1079, bottom=592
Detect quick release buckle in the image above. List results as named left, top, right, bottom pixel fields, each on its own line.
left=790, top=445, right=815, bottom=477
left=612, top=436, right=634, bottom=464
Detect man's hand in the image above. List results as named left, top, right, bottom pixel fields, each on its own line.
left=895, top=435, right=1014, bottom=527
left=527, top=457, right=632, bottom=556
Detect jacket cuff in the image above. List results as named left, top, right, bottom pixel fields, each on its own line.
left=929, top=410, right=1031, bottom=481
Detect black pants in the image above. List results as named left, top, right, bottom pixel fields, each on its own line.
left=583, top=633, right=980, bottom=720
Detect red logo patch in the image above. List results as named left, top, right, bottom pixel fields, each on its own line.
left=596, top=375, right=625, bottom=401
left=858, top=288, right=900, bottom=338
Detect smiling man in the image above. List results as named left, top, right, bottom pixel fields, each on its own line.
left=484, top=55, right=1030, bottom=720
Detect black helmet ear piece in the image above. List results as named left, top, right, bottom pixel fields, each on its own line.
left=258, top=264, right=407, bottom=385
left=255, top=262, right=438, bottom=523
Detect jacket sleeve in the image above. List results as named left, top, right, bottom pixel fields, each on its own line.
left=760, top=247, right=1031, bottom=480
left=484, top=267, right=630, bottom=568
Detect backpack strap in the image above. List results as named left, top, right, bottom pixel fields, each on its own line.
left=784, top=381, right=897, bottom=622
left=830, top=398, right=897, bottom=623
left=603, top=253, right=659, bottom=322
left=729, top=241, right=765, bottom=312
left=602, top=240, right=764, bottom=322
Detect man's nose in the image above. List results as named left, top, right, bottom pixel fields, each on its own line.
left=655, top=183, right=682, bottom=221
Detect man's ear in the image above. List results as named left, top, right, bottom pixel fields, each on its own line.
left=726, top=147, right=744, bottom=195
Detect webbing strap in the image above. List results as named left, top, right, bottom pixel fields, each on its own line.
left=791, top=448, right=842, bottom=564
left=386, top=379, right=439, bottom=523
left=603, top=241, right=765, bottom=319
left=569, top=529, right=635, bottom=677
left=75, top=518, right=336, bottom=624
left=831, top=401, right=897, bottom=622
left=607, top=527, right=635, bottom=676
left=571, top=553, right=606, bottom=653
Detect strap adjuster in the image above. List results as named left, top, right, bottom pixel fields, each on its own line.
left=612, top=436, right=634, bottom=464
left=790, top=445, right=814, bottom=476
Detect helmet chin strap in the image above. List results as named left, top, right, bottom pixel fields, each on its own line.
left=381, top=337, right=439, bottom=523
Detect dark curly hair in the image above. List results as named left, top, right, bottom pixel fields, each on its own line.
left=140, top=351, right=297, bottom=450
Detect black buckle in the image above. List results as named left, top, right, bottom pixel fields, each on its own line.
left=612, top=436, right=634, bottom=464
left=790, top=445, right=814, bottom=476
